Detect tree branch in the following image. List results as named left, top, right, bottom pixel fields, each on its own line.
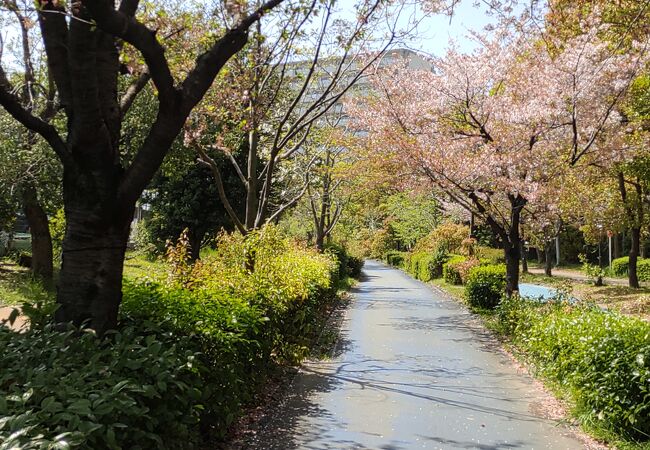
left=120, top=69, right=151, bottom=117
left=0, top=66, right=70, bottom=163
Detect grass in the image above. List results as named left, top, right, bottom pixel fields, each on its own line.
left=0, top=258, right=52, bottom=307
left=123, top=252, right=167, bottom=282
left=429, top=277, right=466, bottom=300
left=521, top=271, right=650, bottom=321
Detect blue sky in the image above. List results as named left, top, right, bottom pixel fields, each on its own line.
left=405, top=2, right=498, bottom=56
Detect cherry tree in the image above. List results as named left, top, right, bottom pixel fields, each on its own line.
left=351, top=24, right=642, bottom=294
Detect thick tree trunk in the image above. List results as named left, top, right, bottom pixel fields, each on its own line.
left=629, top=227, right=641, bottom=289
left=21, top=183, right=54, bottom=281
left=544, top=240, right=553, bottom=277
left=56, top=214, right=131, bottom=334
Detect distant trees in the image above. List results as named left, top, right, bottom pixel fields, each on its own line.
left=352, top=23, right=645, bottom=294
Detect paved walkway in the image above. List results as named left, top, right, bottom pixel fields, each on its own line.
left=251, top=261, right=587, bottom=449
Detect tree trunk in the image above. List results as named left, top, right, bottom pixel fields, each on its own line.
left=469, top=212, right=475, bottom=238
left=535, top=247, right=543, bottom=264
left=613, top=233, right=620, bottom=259
left=188, top=227, right=204, bottom=262
left=520, top=236, right=528, bottom=274
left=629, top=226, right=641, bottom=289
left=315, top=231, right=325, bottom=252
left=544, top=240, right=553, bottom=277
left=56, top=209, right=131, bottom=334
left=21, top=183, right=54, bottom=281
left=504, top=242, right=520, bottom=296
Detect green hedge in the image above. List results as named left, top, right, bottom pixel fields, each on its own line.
left=465, top=264, right=506, bottom=309
left=610, top=256, right=650, bottom=281
left=496, top=297, right=650, bottom=442
left=475, top=246, right=505, bottom=264
left=2, top=226, right=340, bottom=448
left=324, top=242, right=364, bottom=280
left=443, top=255, right=466, bottom=285
left=385, top=251, right=406, bottom=267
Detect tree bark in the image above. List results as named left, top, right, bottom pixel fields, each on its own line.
left=188, top=227, right=204, bottom=262
left=629, top=226, right=641, bottom=289
left=504, top=241, right=520, bottom=296
left=56, top=201, right=132, bottom=334
left=536, top=247, right=543, bottom=264
left=21, top=183, right=54, bottom=281
left=544, top=240, right=553, bottom=277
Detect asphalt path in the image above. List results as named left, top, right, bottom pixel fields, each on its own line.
left=252, top=260, right=586, bottom=449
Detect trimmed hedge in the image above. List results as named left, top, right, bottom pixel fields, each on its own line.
left=475, top=246, right=505, bottom=264
left=465, top=264, right=506, bottom=309
left=385, top=251, right=406, bottom=267
left=495, top=297, right=650, bottom=441
left=610, top=256, right=650, bottom=281
left=324, top=242, right=364, bottom=280
left=443, top=255, right=466, bottom=285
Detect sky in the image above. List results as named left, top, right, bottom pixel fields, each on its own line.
left=334, top=0, right=500, bottom=58
left=406, top=2, right=499, bottom=56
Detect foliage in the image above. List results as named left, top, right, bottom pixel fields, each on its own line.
left=0, top=323, right=203, bottom=450
left=48, top=208, right=66, bottom=261
left=346, top=255, right=364, bottom=279
left=413, top=222, right=469, bottom=254
left=410, top=248, right=449, bottom=282
left=383, top=193, right=441, bottom=249
left=579, top=253, right=606, bottom=285
left=465, top=264, right=506, bottom=309
left=443, top=255, right=466, bottom=285
left=130, top=219, right=157, bottom=257
left=322, top=242, right=364, bottom=281
left=475, top=246, right=505, bottom=264
left=120, top=226, right=340, bottom=436
left=611, top=256, right=650, bottom=281
left=494, top=297, right=650, bottom=441
left=385, top=251, right=406, bottom=268
left=144, top=162, right=243, bottom=257
left=368, top=228, right=395, bottom=259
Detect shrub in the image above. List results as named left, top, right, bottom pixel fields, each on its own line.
left=385, top=251, right=406, bottom=267
left=443, top=255, right=466, bottom=285
left=610, top=256, right=650, bottom=281
left=413, top=222, right=469, bottom=254
left=465, top=264, right=506, bottom=309
left=611, top=256, right=629, bottom=276
left=475, top=246, right=505, bottom=264
left=324, top=242, right=349, bottom=280
left=414, top=248, right=449, bottom=282
left=579, top=253, right=605, bottom=286
left=347, top=255, right=364, bottom=279
left=0, top=323, right=203, bottom=450
left=495, top=299, right=650, bottom=441
left=407, top=251, right=426, bottom=277
left=121, top=225, right=340, bottom=437
left=456, top=257, right=482, bottom=284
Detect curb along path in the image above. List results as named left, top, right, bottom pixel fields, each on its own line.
left=251, top=260, right=588, bottom=449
